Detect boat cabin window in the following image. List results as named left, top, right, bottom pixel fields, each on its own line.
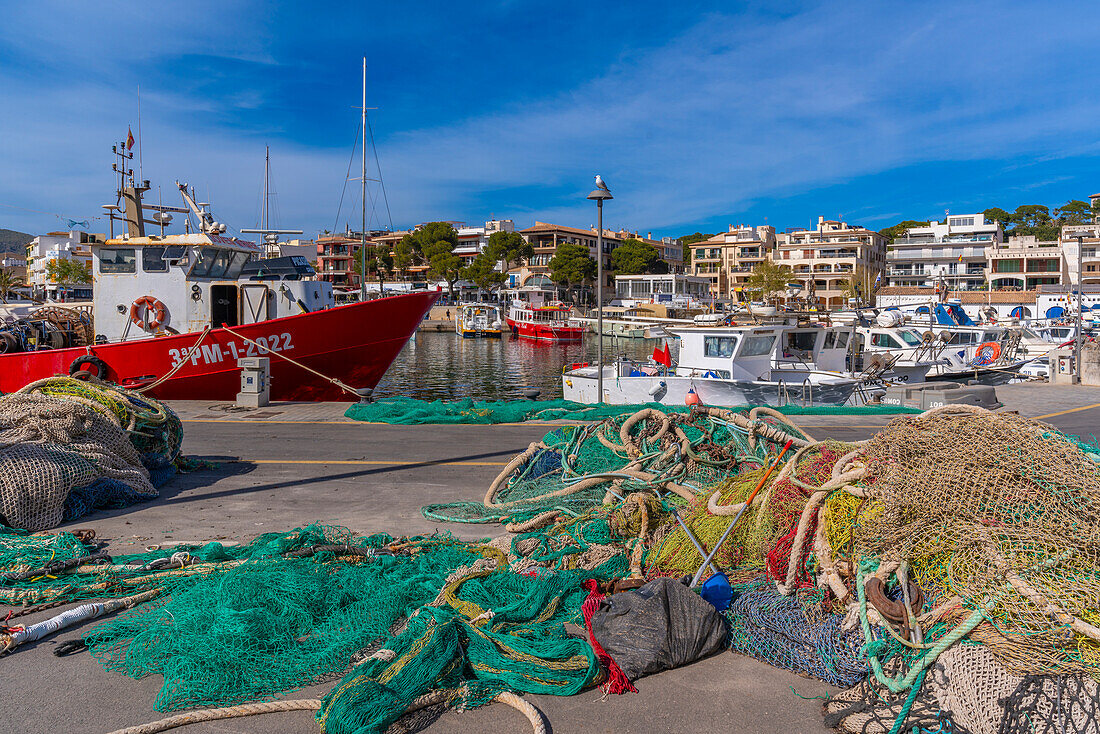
left=898, top=330, right=922, bottom=346
left=142, top=246, right=169, bottom=273
left=98, top=248, right=137, bottom=274
left=785, top=331, right=817, bottom=353
left=191, top=248, right=251, bottom=279
left=739, top=334, right=776, bottom=357
left=871, top=333, right=903, bottom=349
left=946, top=331, right=976, bottom=346
left=704, top=336, right=738, bottom=358
left=823, top=331, right=850, bottom=350
left=981, top=331, right=1000, bottom=343
left=163, top=245, right=188, bottom=262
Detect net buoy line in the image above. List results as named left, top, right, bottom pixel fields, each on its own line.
left=102, top=690, right=547, bottom=734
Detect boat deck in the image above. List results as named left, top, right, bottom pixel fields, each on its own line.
left=5, top=382, right=1099, bottom=733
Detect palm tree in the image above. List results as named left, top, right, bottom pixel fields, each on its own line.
left=0, top=267, right=24, bottom=303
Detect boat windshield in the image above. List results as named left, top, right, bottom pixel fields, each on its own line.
left=703, top=336, right=738, bottom=358
left=897, top=330, right=923, bottom=346
left=191, top=247, right=252, bottom=279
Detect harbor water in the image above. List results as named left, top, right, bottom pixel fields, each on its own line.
left=373, top=330, right=663, bottom=400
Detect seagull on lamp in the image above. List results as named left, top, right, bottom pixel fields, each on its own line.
left=594, top=174, right=610, bottom=193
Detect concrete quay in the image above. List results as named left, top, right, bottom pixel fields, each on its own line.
left=3, top=382, right=1099, bottom=734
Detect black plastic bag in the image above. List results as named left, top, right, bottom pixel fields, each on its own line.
left=591, top=576, right=727, bottom=682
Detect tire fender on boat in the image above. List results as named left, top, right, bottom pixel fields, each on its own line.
left=69, top=355, right=109, bottom=379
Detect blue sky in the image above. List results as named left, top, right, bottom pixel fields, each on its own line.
left=2, top=1, right=1100, bottom=240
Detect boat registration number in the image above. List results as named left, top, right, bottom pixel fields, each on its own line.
left=168, top=333, right=294, bottom=366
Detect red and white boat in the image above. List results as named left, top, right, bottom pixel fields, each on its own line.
left=505, top=301, right=585, bottom=342
left=0, top=172, right=437, bottom=401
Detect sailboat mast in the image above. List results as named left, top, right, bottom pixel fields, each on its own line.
left=262, top=145, right=270, bottom=251
left=360, top=57, right=368, bottom=302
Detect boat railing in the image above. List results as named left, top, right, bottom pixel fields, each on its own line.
left=776, top=377, right=814, bottom=408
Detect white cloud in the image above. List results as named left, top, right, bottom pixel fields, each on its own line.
left=2, top=0, right=1100, bottom=237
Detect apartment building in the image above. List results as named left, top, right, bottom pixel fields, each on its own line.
left=25, top=230, right=101, bottom=296
left=1, top=253, right=27, bottom=282
left=885, top=213, right=1003, bottom=290
left=1061, top=221, right=1100, bottom=287
left=690, top=225, right=776, bottom=299
left=987, top=235, right=1066, bottom=290
left=777, top=217, right=886, bottom=308
left=450, top=219, right=517, bottom=272
left=518, top=222, right=623, bottom=291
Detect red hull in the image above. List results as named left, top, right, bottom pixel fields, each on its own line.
left=505, top=318, right=585, bottom=342
left=0, top=291, right=440, bottom=402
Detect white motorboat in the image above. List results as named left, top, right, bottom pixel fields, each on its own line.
left=562, top=323, right=864, bottom=407
left=455, top=303, right=502, bottom=338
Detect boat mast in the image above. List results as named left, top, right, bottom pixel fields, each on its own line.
left=263, top=145, right=270, bottom=236
left=360, top=57, right=367, bottom=302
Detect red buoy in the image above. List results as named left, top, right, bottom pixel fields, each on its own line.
left=685, top=388, right=702, bottom=406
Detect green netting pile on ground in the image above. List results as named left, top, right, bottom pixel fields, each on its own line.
left=345, top=396, right=920, bottom=425
left=2, top=523, right=607, bottom=734
left=421, top=405, right=812, bottom=526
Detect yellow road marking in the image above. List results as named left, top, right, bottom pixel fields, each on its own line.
left=181, top=418, right=892, bottom=428
left=250, top=459, right=509, bottom=466
left=1034, top=402, right=1100, bottom=420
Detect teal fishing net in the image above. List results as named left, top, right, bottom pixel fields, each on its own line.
left=345, top=396, right=919, bottom=425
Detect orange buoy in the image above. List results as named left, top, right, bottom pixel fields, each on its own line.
left=685, top=388, right=702, bottom=406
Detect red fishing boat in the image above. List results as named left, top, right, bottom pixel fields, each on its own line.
left=0, top=292, right=438, bottom=401
left=0, top=156, right=438, bottom=401
left=505, top=301, right=585, bottom=342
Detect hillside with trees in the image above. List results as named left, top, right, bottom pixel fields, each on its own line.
left=0, top=228, right=33, bottom=253
left=879, top=199, right=1096, bottom=243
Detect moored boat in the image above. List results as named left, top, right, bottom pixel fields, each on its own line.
left=0, top=155, right=439, bottom=401
left=505, top=302, right=585, bottom=342
left=455, top=303, right=502, bottom=338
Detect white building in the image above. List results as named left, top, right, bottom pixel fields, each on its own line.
left=455, top=219, right=515, bottom=263
left=886, top=214, right=1003, bottom=290
left=25, top=230, right=102, bottom=298
left=613, top=273, right=711, bottom=304
left=1061, top=222, right=1100, bottom=287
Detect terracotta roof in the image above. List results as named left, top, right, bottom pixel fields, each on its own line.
left=521, top=222, right=620, bottom=239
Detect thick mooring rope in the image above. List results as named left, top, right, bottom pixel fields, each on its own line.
left=103, top=689, right=548, bottom=734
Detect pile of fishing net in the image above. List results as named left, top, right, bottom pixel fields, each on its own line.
left=1, top=523, right=606, bottom=733
left=637, top=404, right=1100, bottom=734
left=423, top=405, right=811, bottom=526
left=0, top=377, right=183, bottom=530
left=344, top=396, right=918, bottom=425
left=6, top=402, right=1100, bottom=734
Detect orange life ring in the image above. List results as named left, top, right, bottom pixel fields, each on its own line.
left=971, top=341, right=1001, bottom=366
left=130, top=296, right=169, bottom=331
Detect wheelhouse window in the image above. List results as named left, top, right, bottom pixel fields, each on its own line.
left=191, top=247, right=235, bottom=278
left=739, top=334, right=776, bottom=357
left=898, top=330, right=923, bottom=346
left=703, top=336, right=738, bottom=358
left=871, top=333, right=902, bottom=348
left=98, top=248, right=136, bottom=274
left=947, top=331, right=976, bottom=346
left=142, top=246, right=168, bottom=273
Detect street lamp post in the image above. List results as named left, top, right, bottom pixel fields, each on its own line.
left=1076, top=236, right=1085, bottom=382
left=587, top=180, right=613, bottom=403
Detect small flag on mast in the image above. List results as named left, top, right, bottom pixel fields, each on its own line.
left=652, top=341, right=672, bottom=367
left=127, top=127, right=135, bottom=151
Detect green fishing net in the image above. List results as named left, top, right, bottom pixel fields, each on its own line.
left=345, top=396, right=919, bottom=425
